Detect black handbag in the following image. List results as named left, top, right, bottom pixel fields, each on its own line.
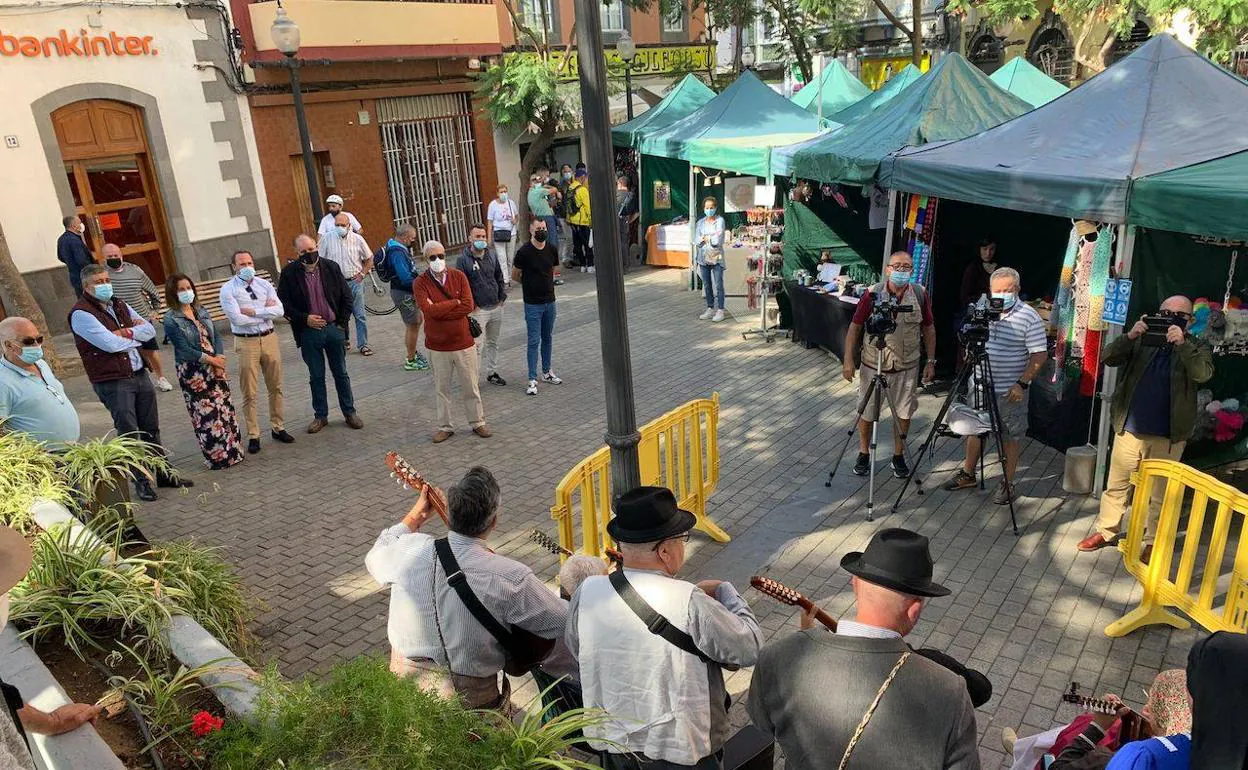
left=493, top=229, right=512, bottom=243
left=429, top=274, right=482, bottom=338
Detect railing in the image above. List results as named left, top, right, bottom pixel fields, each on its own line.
left=551, top=394, right=728, bottom=559
left=1105, top=459, right=1248, bottom=637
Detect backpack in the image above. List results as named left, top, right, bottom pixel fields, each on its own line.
left=567, top=183, right=582, bottom=218
left=372, top=246, right=396, bottom=283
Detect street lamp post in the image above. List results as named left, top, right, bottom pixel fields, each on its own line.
left=741, top=46, right=756, bottom=71
left=271, top=6, right=322, bottom=225
left=617, top=29, right=638, bottom=121
left=572, top=0, right=641, bottom=497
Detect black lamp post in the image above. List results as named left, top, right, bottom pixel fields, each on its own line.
left=617, top=29, right=638, bottom=121
left=271, top=5, right=322, bottom=225
left=572, top=0, right=641, bottom=497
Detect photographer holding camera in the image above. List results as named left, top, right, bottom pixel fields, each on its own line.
left=942, top=267, right=1048, bottom=505
left=1078, top=296, right=1213, bottom=559
left=843, top=251, right=936, bottom=478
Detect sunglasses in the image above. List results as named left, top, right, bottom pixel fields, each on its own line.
left=15, top=336, right=44, bottom=346
left=652, top=532, right=691, bottom=551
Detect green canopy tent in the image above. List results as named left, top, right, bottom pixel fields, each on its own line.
left=1130, top=151, right=1248, bottom=240
left=825, top=63, right=922, bottom=126
left=791, top=59, right=871, bottom=118
left=988, top=56, right=1069, bottom=108
left=611, top=74, right=716, bottom=148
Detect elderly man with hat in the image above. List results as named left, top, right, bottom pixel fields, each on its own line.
left=566, top=487, right=762, bottom=770
left=1, top=527, right=104, bottom=769
left=747, top=528, right=981, bottom=770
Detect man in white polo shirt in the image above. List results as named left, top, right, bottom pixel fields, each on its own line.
left=942, top=267, right=1048, bottom=505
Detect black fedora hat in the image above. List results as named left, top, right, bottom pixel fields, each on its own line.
left=839, top=528, right=950, bottom=598
left=607, top=486, right=696, bottom=544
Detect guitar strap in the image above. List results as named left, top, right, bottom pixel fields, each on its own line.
left=434, top=537, right=517, bottom=652
left=609, top=570, right=711, bottom=663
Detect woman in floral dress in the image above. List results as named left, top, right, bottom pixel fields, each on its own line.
left=163, top=274, right=244, bottom=470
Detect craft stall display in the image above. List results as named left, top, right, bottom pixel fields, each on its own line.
left=900, top=193, right=940, bottom=287
left=738, top=207, right=788, bottom=342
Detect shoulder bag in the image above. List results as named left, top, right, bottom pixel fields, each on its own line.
left=428, top=274, right=482, bottom=338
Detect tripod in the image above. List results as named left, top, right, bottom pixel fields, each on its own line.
left=825, top=334, right=905, bottom=523
left=891, top=333, right=1020, bottom=535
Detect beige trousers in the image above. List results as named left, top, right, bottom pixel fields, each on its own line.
left=1095, top=431, right=1185, bottom=543
left=429, top=347, right=485, bottom=432
left=388, top=649, right=511, bottom=711
left=234, top=332, right=285, bottom=439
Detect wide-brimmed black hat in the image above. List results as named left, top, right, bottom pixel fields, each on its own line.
left=840, top=528, right=950, bottom=598
left=607, top=486, right=696, bottom=544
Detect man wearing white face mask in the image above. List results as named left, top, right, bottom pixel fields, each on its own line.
left=1, top=526, right=106, bottom=770
left=942, top=267, right=1048, bottom=505
left=0, top=317, right=80, bottom=448
left=318, top=212, right=375, bottom=356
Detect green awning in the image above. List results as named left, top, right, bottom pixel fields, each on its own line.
left=826, top=63, right=922, bottom=125
left=773, top=53, right=1031, bottom=185
left=1131, top=151, right=1248, bottom=239
left=612, top=74, right=716, bottom=148
left=988, top=57, right=1068, bottom=108
left=684, top=132, right=827, bottom=177
left=791, top=60, right=870, bottom=118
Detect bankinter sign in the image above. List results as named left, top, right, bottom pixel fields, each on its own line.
left=0, top=30, right=157, bottom=58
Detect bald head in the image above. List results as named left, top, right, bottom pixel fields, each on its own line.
left=852, top=576, right=925, bottom=636
left=103, top=243, right=122, bottom=262
left=1160, top=295, right=1193, bottom=315
left=334, top=213, right=351, bottom=232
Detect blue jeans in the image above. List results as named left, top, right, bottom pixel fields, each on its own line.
left=542, top=215, right=560, bottom=251
left=347, top=278, right=368, bottom=348
left=699, top=263, right=725, bottom=310
left=524, top=301, right=556, bottom=381
left=300, top=325, right=355, bottom=419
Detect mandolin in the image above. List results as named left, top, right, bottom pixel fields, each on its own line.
left=528, top=529, right=623, bottom=565
left=749, top=576, right=838, bottom=632
left=1062, top=682, right=1150, bottom=747
left=384, top=452, right=450, bottom=527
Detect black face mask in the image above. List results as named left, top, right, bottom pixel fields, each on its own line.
left=533, top=231, right=548, bottom=244
left=300, top=251, right=319, bottom=266
left=106, top=259, right=122, bottom=269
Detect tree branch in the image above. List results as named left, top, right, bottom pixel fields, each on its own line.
left=499, top=0, right=546, bottom=52
left=869, top=0, right=912, bottom=37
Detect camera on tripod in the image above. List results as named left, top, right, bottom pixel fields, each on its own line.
left=959, top=294, right=1005, bottom=344
left=865, top=292, right=914, bottom=338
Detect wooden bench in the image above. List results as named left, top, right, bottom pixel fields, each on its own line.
left=156, top=270, right=274, bottom=325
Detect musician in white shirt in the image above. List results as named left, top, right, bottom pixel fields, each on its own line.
left=219, top=250, right=293, bottom=454
left=317, top=193, right=362, bottom=237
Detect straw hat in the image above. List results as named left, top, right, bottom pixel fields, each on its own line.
left=1074, top=220, right=1099, bottom=239
left=0, top=525, right=32, bottom=594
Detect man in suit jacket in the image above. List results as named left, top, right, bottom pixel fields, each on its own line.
left=747, top=528, right=980, bottom=770
left=277, top=233, right=362, bottom=434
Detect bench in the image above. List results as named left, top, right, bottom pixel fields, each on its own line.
left=156, top=269, right=274, bottom=325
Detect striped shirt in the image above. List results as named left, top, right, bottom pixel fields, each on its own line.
left=983, top=301, right=1047, bottom=394
left=318, top=230, right=372, bottom=279
left=106, top=263, right=160, bottom=318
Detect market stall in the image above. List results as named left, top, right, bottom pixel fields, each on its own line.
left=791, top=59, right=870, bottom=118
left=988, top=57, right=1068, bottom=108
left=823, top=63, right=921, bottom=126
left=785, top=280, right=857, bottom=357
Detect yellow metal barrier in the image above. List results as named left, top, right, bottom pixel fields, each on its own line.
left=1105, top=459, right=1248, bottom=637
left=551, top=394, right=727, bottom=559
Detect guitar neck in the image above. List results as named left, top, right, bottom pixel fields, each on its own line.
left=417, top=479, right=450, bottom=526
left=797, top=599, right=838, bottom=632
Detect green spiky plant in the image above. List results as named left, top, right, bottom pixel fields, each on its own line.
left=0, top=428, right=71, bottom=532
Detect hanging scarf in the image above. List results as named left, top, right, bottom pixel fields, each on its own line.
left=1050, top=228, right=1080, bottom=393
left=1051, top=225, right=1113, bottom=397
left=1078, top=227, right=1113, bottom=396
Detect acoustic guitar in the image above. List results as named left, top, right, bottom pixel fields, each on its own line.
left=528, top=529, right=623, bottom=565
left=1062, top=682, right=1150, bottom=748
left=749, top=576, right=838, bottom=632
left=384, top=452, right=450, bottom=527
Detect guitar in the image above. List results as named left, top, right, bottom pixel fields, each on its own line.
left=384, top=452, right=450, bottom=527
left=1062, top=682, right=1149, bottom=747
left=528, top=529, right=623, bottom=565
left=749, top=576, right=838, bottom=632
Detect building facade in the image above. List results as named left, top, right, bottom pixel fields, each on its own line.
left=0, top=0, right=273, bottom=333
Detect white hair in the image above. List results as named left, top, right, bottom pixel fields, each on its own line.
left=422, top=240, right=445, bottom=257
left=990, top=266, right=1020, bottom=290
left=558, top=554, right=607, bottom=596
left=0, top=316, right=34, bottom=344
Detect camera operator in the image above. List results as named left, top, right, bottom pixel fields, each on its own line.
left=843, top=251, right=936, bottom=478
left=1078, top=296, right=1213, bottom=560
left=942, top=267, right=1047, bottom=505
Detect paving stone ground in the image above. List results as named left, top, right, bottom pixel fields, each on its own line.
left=63, top=267, right=1201, bottom=768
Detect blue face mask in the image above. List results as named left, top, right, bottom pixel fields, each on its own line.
left=704, top=208, right=716, bottom=217
left=992, top=291, right=1017, bottom=310
left=335, top=225, right=349, bottom=238
left=238, top=266, right=256, bottom=282
left=473, top=239, right=487, bottom=251
left=18, top=346, right=44, bottom=365
left=499, top=193, right=509, bottom=202
left=889, top=270, right=912, bottom=285
left=177, top=290, right=196, bottom=305
left=92, top=283, right=114, bottom=302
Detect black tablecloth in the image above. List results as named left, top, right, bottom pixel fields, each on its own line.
left=785, top=281, right=857, bottom=360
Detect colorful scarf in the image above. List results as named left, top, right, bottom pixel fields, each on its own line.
left=1051, top=224, right=1113, bottom=397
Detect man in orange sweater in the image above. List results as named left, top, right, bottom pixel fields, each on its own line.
left=414, top=240, right=491, bottom=443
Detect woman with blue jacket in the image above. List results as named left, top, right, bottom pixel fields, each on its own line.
left=163, top=274, right=244, bottom=470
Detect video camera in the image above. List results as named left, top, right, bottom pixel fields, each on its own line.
left=864, top=292, right=914, bottom=338
left=960, top=294, right=1005, bottom=345
left=1141, top=310, right=1189, bottom=347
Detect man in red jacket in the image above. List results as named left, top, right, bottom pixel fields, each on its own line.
left=414, top=240, right=491, bottom=443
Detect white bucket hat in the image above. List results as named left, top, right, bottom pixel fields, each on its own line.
left=325, top=194, right=345, bottom=206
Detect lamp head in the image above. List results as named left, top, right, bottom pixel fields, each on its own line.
left=741, top=47, right=756, bottom=68
left=617, top=28, right=637, bottom=62
left=270, top=6, right=301, bottom=58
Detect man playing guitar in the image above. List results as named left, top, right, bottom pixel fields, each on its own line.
left=365, top=466, right=574, bottom=711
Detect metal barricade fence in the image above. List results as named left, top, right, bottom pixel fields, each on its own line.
left=1106, top=459, right=1248, bottom=637
left=551, top=394, right=728, bottom=559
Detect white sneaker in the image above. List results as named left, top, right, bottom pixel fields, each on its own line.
left=541, top=371, right=563, bottom=385
left=526, top=380, right=538, bottom=396
left=587, top=266, right=595, bottom=274
left=698, top=308, right=715, bottom=320
left=580, top=266, right=588, bottom=273
left=712, top=310, right=725, bottom=323
left=155, top=376, right=174, bottom=392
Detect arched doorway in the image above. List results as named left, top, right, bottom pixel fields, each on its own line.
left=1027, top=9, right=1075, bottom=85
left=967, top=20, right=1005, bottom=74
left=52, top=100, right=173, bottom=285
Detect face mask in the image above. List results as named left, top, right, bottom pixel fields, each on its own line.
left=473, top=240, right=487, bottom=251
left=563, top=172, right=572, bottom=180
left=238, top=266, right=256, bottom=282
left=92, top=283, right=114, bottom=302
left=177, top=289, right=196, bottom=305
left=704, top=208, right=716, bottom=217
left=335, top=226, right=349, bottom=238
left=18, top=345, right=44, bottom=365
left=534, top=231, right=548, bottom=244
left=889, top=270, right=912, bottom=285
left=300, top=251, right=319, bottom=266
left=106, top=258, right=123, bottom=270
left=499, top=193, right=509, bottom=202
left=0, top=593, right=8, bottom=629
left=429, top=258, right=446, bottom=274
left=992, top=291, right=1017, bottom=310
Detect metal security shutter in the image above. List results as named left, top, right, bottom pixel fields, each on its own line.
left=378, top=93, right=483, bottom=250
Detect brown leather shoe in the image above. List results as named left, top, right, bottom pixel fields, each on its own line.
left=307, top=417, right=328, bottom=434
left=1077, top=533, right=1111, bottom=552
left=345, top=413, right=363, bottom=429
left=473, top=425, right=493, bottom=438
left=1141, top=544, right=1153, bottom=564
left=432, top=430, right=454, bottom=443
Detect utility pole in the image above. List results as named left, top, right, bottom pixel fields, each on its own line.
left=912, top=0, right=923, bottom=66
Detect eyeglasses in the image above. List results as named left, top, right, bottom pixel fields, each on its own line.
left=16, top=336, right=44, bottom=346
left=244, top=285, right=258, bottom=300
left=652, top=532, right=691, bottom=551
left=888, top=264, right=913, bottom=270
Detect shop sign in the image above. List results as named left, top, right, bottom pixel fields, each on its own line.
left=859, top=53, right=929, bottom=90
left=1103, top=278, right=1132, bottom=325
left=0, top=29, right=157, bottom=58
left=509, top=43, right=715, bottom=81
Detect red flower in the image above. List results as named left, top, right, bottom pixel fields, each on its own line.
left=190, top=710, right=224, bottom=738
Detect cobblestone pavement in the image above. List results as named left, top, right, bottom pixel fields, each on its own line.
left=64, top=267, right=1201, bottom=768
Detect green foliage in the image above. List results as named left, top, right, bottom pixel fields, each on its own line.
left=208, top=657, right=610, bottom=770
left=58, top=433, right=170, bottom=492
left=149, top=539, right=256, bottom=655
left=477, top=54, right=575, bottom=134
left=0, top=428, right=69, bottom=532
